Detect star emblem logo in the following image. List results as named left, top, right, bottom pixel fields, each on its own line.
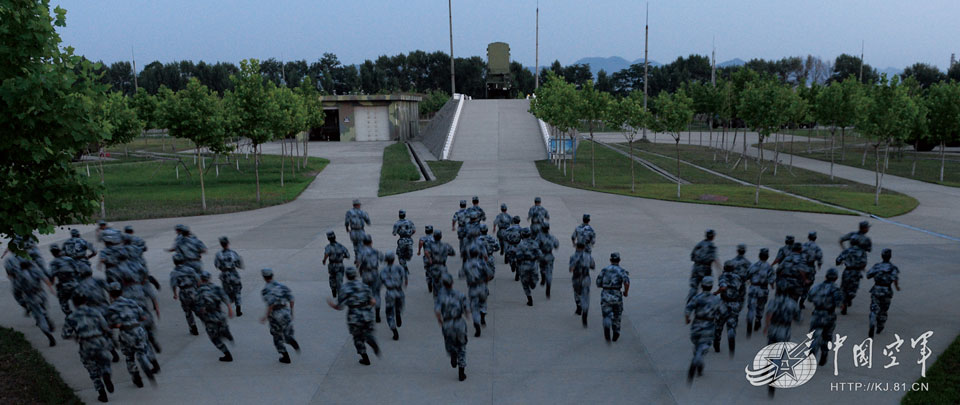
left=767, top=347, right=801, bottom=381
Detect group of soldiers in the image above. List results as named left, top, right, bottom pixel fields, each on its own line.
left=683, top=221, right=901, bottom=394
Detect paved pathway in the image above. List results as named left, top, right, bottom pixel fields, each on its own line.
left=2, top=109, right=958, bottom=404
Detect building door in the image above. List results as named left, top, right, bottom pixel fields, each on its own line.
left=354, top=106, right=390, bottom=141
left=311, top=108, right=340, bottom=141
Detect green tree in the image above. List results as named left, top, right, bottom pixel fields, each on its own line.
left=579, top=80, right=611, bottom=187
left=605, top=93, right=649, bottom=192
left=131, top=88, right=160, bottom=130
left=739, top=80, right=792, bottom=204
left=831, top=54, right=879, bottom=84
left=296, top=76, right=325, bottom=167
left=856, top=75, right=918, bottom=205
left=925, top=81, right=960, bottom=182
left=225, top=59, right=280, bottom=202
left=271, top=84, right=306, bottom=187
left=650, top=89, right=694, bottom=198
left=901, top=63, right=945, bottom=89
left=95, top=91, right=143, bottom=216
left=161, top=78, right=226, bottom=210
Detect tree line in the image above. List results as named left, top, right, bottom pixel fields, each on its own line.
left=530, top=70, right=960, bottom=207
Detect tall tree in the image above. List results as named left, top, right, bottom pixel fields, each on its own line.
left=296, top=77, right=326, bottom=167
left=161, top=78, right=225, bottom=210
left=94, top=91, right=143, bottom=217
left=831, top=54, right=879, bottom=84
left=925, top=81, right=960, bottom=182
left=650, top=90, right=694, bottom=198
left=739, top=80, right=792, bottom=204
left=856, top=75, right=918, bottom=205
left=901, top=63, right=945, bottom=89
left=131, top=88, right=160, bottom=130
left=606, top=93, right=649, bottom=192
left=579, top=80, right=611, bottom=187
left=225, top=59, right=280, bottom=202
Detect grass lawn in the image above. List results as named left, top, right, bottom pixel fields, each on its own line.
left=0, top=327, right=82, bottom=404
left=537, top=142, right=850, bottom=215
left=378, top=143, right=463, bottom=196
left=82, top=154, right=328, bottom=221
left=758, top=140, right=960, bottom=188
left=104, top=136, right=198, bottom=154
left=610, top=142, right=918, bottom=218
left=902, top=333, right=960, bottom=404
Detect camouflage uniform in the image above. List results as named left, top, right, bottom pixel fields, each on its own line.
left=728, top=251, right=751, bottom=307
left=435, top=283, right=469, bottom=369
left=839, top=230, right=872, bottom=255
left=49, top=252, right=80, bottom=315
left=715, top=265, right=743, bottom=348
left=836, top=242, right=868, bottom=309
left=392, top=217, right=416, bottom=271
left=63, top=304, right=113, bottom=393
left=196, top=280, right=234, bottom=355
left=503, top=222, right=522, bottom=275
left=6, top=254, right=54, bottom=337
left=358, top=243, right=384, bottom=316
left=745, top=259, right=775, bottom=330
left=801, top=237, right=824, bottom=306
left=688, top=238, right=717, bottom=302
left=106, top=295, right=155, bottom=378
left=175, top=233, right=207, bottom=273
left=494, top=209, right=512, bottom=254
left=452, top=204, right=469, bottom=257
left=766, top=294, right=799, bottom=344
left=262, top=279, right=296, bottom=355
left=570, top=248, right=595, bottom=318
left=776, top=248, right=808, bottom=301
left=479, top=232, right=499, bottom=277
left=214, top=247, right=244, bottom=308
left=517, top=231, right=542, bottom=299
left=596, top=261, right=629, bottom=338
left=527, top=203, right=549, bottom=226
left=379, top=262, right=407, bottom=331
left=466, top=202, right=486, bottom=224
left=324, top=239, right=351, bottom=297
left=122, top=282, right=160, bottom=352
left=419, top=230, right=436, bottom=288
left=807, top=270, right=843, bottom=360
left=685, top=278, right=724, bottom=373
left=537, top=226, right=560, bottom=293
left=170, top=262, right=201, bottom=331
left=63, top=234, right=98, bottom=267
left=335, top=276, right=377, bottom=357
left=866, top=261, right=899, bottom=334
left=345, top=205, right=371, bottom=258
left=462, top=255, right=491, bottom=329
left=424, top=235, right=456, bottom=298
left=571, top=222, right=596, bottom=253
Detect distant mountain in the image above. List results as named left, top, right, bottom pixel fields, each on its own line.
left=718, top=58, right=745, bottom=68
left=879, top=67, right=903, bottom=78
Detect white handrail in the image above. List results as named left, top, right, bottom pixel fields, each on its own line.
left=440, top=94, right=465, bottom=160
left=537, top=118, right=551, bottom=159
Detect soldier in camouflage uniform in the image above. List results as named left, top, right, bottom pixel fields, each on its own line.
left=467, top=196, right=486, bottom=223
left=527, top=196, right=550, bottom=227
left=685, top=277, right=724, bottom=382
left=63, top=294, right=114, bottom=403
left=169, top=253, right=201, bottom=335
left=122, top=226, right=159, bottom=291
left=714, top=262, right=743, bottom=355
left=196, top=271, right=235, bottom=361
left=323, top=231, right=351, bottom=298
left=836, top=237, right=868, bottom=315
left=517, top=228, right=542, bottom=306
left=105, top=282, right=156, bottom=388
left=99, top=229, right=129, bottom=285
left=214, top=236, right=244, bottom=316
left=5, top=251, right=57, bottom=346
left=866, top=248, right=900, bottom=337
left=424, top=231, right=456, bottom=299
left=765, top=287, right=800, bottom=345
left=777, top=243, right=809, bottom=303
left=570, top=241, right=595, bottom=327
left=327, top=266, right=380, bottom=365
left=478, top=224, right=499, bottom=278
left=463, top=247, right=492, bottom=337
left=63, top=228, right=98, bottom=268
left=493, top=204, right=512, bottom=256
left=260, top=268, right=300, bottom=363
left=72, top=264, right=120, bottom=362
left=345, top=199, right=371, bottom=259
left=570, top=214, right=596, bottom=253
left=728, top=244, right=751, bottom=309
left=357, top=234, right=384, bottom=322
left=392, top=210, right=416, bottom=274
left=537, top=221, right=560, bottom=298
left=504, top=216, right=523, bottom=279
left=121, top=277, right=161, bottom=355
left=49, top=244, right=80, bottom=315
left=452, top=200, right=469, bottom=260
left=807, top=267, right=843, bottom=366
left=772, top=235, right=795, bottom=266
left=688, top=229, right=720, bottom=303
left=417, top=225, right=436, bottom=292
left=380, top=252, right=407, bottom=340
left=597, top=252, right=630, bottom=342
left=839, top=221, right=873, bottom=256
left=745, top=248, right=774, bottom=337
left=434, top=273, right=470, bottom=381
left=800, top=231, right=824, bottom=309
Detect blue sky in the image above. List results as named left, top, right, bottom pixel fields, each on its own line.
left=53, top=0, right=960, bottom=70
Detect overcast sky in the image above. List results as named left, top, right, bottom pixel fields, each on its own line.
left=53, top=0, right=959, bottom=71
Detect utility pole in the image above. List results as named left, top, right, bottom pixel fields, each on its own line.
left=131, top=47, right=138, bottom=92
left=859, top=40, right=864, bottom=83
left=449, top=0, right=456, bottom=95
left=535, top=0, right=539, bottom=90
left=641, top=2, right=649, bottom=141
left=710, top=37, right=715, bottom=134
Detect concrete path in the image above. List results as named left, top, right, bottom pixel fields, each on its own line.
left=2, top=110, right=958, bottom=404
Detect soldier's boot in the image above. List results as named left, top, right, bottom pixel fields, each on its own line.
left=840, top=304, right=847, bottom=315
left=480, top=312, right=486, bottom=326
left=687, top=364, right=696, bottom=383
left=768, top=386, right=776, bottom=398
left=540, top=275, right=545, bottom=286
left=582, top=312, right=588, bottom=328
left=375, top=310, right=381, bottom=323
left=713, top=338, right=721, bottom=353
left=396, top=312, right=402, bottom=328
left=697, top=364, right=703, bottom=376
left=150, top=359, right=161, bottom=374
left=289, top=338, right=301, bottom=353
left=149, top=335, right=162, bottom=353
left=729, top=337, right=736, bottom=357
left=754, top=319, right=762, bottom=333
left=818, top=350, right=829, bottom=366
left=545, top=284, right=551, bottom=299
left=111, top=349, right=120, bottom=363
left=876, top=323, right=884, bottom=334
left=474, top=323, right=481, bottom=338
left=612, top=331, right=620, bottom=342
left=219, top=351, right=233, bottom=362
left=44, top=331, right=56, bottom=347
left=427, top=283, right=433, bottom=293
left=189, top=324, right=199, bottom=336
left=458, top=366, right=466, bottom=382
left=132, top=372, right=144, bottom=388
left=143, top=362, right=156, bottom=383
left=746, top=320, right=753, bottom=337
left=359, top=353, right=371, bottom=366
left=236, top=305, right=242, bottom=317
left=97, top=388, right=108, bottom=403
left=103, top=373, right=114, bottom=393
left=450, top=355, right=457, bottom=368
left=392, top=328, right=399, bottom=341
left=868, top=324, right=875, bottom=338
left=514, top=272, right=520, bottom=282
left=604, top=327, right=611, bottom=342
left=799, top=297, right=806, bottom=309
left=279, top=352, right=291, bottom=364
left=575, top=304, right=582, bottom=315
left=526, top=296, right=533, bottom=307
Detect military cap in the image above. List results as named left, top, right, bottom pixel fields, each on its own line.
left=434, top=230, right=443, bottom=239
left=107, top=282, right=122, bottom=292
left=459, top=200, right=467, bottom=207
left=701, top=276, right=714, bottom=288
left=326, top=230, right=336, bottom=239
left=97, top=220, right=107, bottom=226
left=124, top=225, right=134, bottom=233
left=520, top=228, right=531, bottom=238
left=399, top=209, right=406, bottom=217
left=785, top=235, right=795, bottom=242
left=541, top=221, right=550, bottom=231
left=792, top=242, right=803, bottom=251
left=172, top=253, right=185, bottom=263
left=219, top=236, right=229, bottom=244
left=582, top=214, right=591, bottom=222
left=737, top=243, right=746, bottom=251
left=479, top=224, right=489, bottom=233
left=512, top=216, right=521, bottom=224
left=472, top=196, right=479, bottom=202
left=759, top=248, right=770, bottom=255
left=441, top=272, right=454, bottom=287
left=385, top=251, right=396, bottom=261
left=199, top=271, right=212, bottom=280
left=610, top=252, right=621, bottom=262
left=881, top=248, right=892, bottom=259
left=825, top=267, right=839, bottom=280
left=362, top=234, right=372, bottom=244
left=353, top=199, right=361, bottom=205
left=534, top=197, right=542, bottom=203
left=70, top=229, right=81, bottom=237
left=261, top=268, right=274, bottom=278
left=808, top=231, right=817, bottom=239
left=859, top=221, right=871, bottom=228
left=705, top=229, right=715, bottom=237
left=500, top=203, right=508, bottom=211
left=344, top=266, right=359, bottom=278
left=49, top=244, right=61, bottom=253
left=425, top=225, right=434, bottom=233
left=175, top=224, right=187, bottom=232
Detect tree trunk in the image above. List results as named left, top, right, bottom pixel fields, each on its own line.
left=215, top=154, right=220, bottom=177
left=940, top=140, right=946, bottom=182
left=840, top=127, right=846, bottom=161
left=280, top=137, right=285, bottom=187
left=675, top=138, right=681, bottom=198
left=590, top=122, right=596, bottom=187
left=629, top=139, right=635, bottom=192
left=912, top=140, right=918, bottom=177
left=570, top=132, right=576, bottom=182
left=255, top=145, right=262, bottom=202
left=874, top=143, right=881, bottom=206
left=755, top=166, right=765, bottom=205
left=861, top=139, right=869, bottom=166
left=726, top=127, right=735, bottom=163
left=789, top=130, right=794, bottom=168
left=709, top=123, right=714, bottom=158
left=773, top=133, right=781, bottom=176
left=289, top=137, right=296, bottom=176
left=304, top=135, right=309, bottom=168
left=198, top=147, right=207, bottom=211
left=744, top=128, right=749, bottom=171
left=295, top=136, right=301, bottom=170
left=829, top=128, right=836, bottom=180
left=99, top=152, right=105, bottom=218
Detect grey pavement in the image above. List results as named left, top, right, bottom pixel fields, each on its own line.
left=2, top=104, right=958, bottom=404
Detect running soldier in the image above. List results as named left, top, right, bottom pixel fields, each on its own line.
left=839, top=221, right=873, bottom=255
left=379, top=252, right=407, bottom=340
left=5, top=251, right=57, bottom=346
left=866, top=248, right=900, bottom=337
left=452, top=200, right=469, bottom=259
left=745, top=248, right=774, bottom=337
left=478, top=224, right=499, bottom=278
left=105, top=283, right=156, bottom=388
left=196, top=271, right=235, bottom=361
left=714, top=262, right=743, bottom=355
left=424, top=231, right=456, bottom=298
left=537, top=221, right=560, bottom=298
left=169, top=254, right=201, bottom=335
left=466, top=196, right=486, bottom=223
left=571, top=214, right=596, bottom=253
left=463, top=247, right=493, bottom=337
left=800, top=231, right=824, bottom=309
left=63, top=295, right=114, bottom=403
left=570, top=242, right=595, bottom=327
left=323, top=231, right=351, bottom=298
left=516, top=228, right=542, bottom=306
left=214, top=236, right=244, bottom=316
left=328, top=267, right=380, bottom=365
left=493, top=204, right=512, bottom=255
left=357, top=234, right=384, bottom=322
left=260, top=269, right=300, bottom=364
left=345, top=199, right=371, bottom=258
left=688, top=229, right=720, bottom=302
left=63, top=228, right=98, bottom=267
left=772, top=235, right=795, bottom=266
left=527, top=196, right=550, bottom=226
left=836, top=237, right=868, bottom=314
left=166, top=224, right=207, bottom=273
left=685, top=277, right=724, bottom=382
left=596, top=252, right=630, bottom=342
left=49, top=244, right=80, bottom=315
left=807, top=268, right=843, bottom=366
left=417, top=225, right=436, bottom=292
left=504, top=216, right=523, bottom=279
left=392, top=210, right=416, bottom=273
left=434, top=273, right=470, bottom=381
